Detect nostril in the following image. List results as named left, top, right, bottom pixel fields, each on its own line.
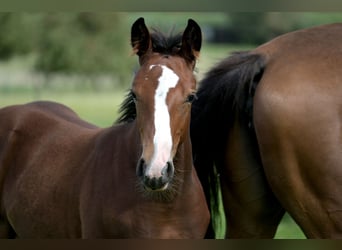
left=136, top=158, right=145, bottom=177
left=161, top=161, right=174, bottom=178
left=167, top=162, right=174, bottom=176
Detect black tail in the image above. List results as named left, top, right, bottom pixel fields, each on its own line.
left=190, top=51, right=265, bottom=238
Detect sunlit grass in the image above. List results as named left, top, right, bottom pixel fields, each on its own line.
left=275, top=213, right=306, bottom=239
left=0, top=86, right=126, bottom=127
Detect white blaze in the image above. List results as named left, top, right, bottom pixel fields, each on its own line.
left=147, top=64, right=179, bottom=177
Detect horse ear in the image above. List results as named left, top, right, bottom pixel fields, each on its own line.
left=131, top=17, right=151, bottom=58
left=180, top=19, right=202, bottom=64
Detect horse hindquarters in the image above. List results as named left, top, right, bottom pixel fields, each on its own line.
left=253, top=74, right=342, bottom=238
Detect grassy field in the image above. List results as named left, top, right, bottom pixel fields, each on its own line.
left=0, top=43, right=306, bottom=239
left=0, top=86, right=125, bottom=127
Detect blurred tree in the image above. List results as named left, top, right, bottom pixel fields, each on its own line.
left=0, top=13, right=39, bottom=59
left=0, top=13, right=16, bottom=59
left=228, top=13, right=269, bottom=44
left=34, top=13, right=134, bottom=88
left=224, top=13, right=303, bottom=44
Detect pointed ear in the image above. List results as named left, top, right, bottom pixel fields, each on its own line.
left=180, top=19, right=202, bottom=64
left=131, top=17, right=151, bottom=58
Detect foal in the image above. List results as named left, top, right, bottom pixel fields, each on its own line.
left=0, top=17, right=209, bottom=238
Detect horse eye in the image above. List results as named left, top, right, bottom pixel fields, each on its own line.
left=186, top=93, right=197, bottom=103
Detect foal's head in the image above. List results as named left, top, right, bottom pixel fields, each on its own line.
left=130, top=18, right=201, bottom=193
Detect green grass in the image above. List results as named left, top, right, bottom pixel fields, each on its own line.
left=275, top=213, right=306, bottom=239
left=0, top=86, right=126, bottom=127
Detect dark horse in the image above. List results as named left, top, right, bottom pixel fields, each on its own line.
left=191, top=23, right=342, bottom=238
left=0, top=18, right=209, bottom=238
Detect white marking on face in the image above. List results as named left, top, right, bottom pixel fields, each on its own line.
left=146, top=64, right=179, bottom=177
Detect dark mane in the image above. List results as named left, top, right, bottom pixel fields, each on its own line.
left=116, top=90, right=136, bottom=124
left=151, top=30, right=182, bottom=55
left=116, top=31, right=183, bottom=124
left=190, top=51, right=265, bottom=237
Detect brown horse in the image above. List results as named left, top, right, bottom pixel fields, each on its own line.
left=0, top=17, right=209, bottom=238
left=191, top=23, right=342, bottom=238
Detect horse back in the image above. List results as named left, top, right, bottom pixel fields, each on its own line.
left=0, top=101, right=99, bottom=173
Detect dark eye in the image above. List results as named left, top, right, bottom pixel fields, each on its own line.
left=186, top=93, right=197, bottom=103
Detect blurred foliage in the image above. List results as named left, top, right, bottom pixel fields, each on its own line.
left=0, top=13, right=40, bottom=59
left=0, top=12, right=340, bottom=88
left=225, top=13, right=282, bottom=43
left=216, top=12, right=342, bottom=44
left=34, top=13, right=134, bottom=86
left=0, top=13, right=135, bottom=87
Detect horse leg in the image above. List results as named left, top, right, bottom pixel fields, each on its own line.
left=220, top=181, right=284, bottom=238
left=220, top=120, right=285, bottom=238
left=256, top=136, right=342, bottom=238
left=0, top=217, right=16, bottom=238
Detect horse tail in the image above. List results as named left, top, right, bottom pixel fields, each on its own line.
left=191, top=51, right=265, bottom=238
